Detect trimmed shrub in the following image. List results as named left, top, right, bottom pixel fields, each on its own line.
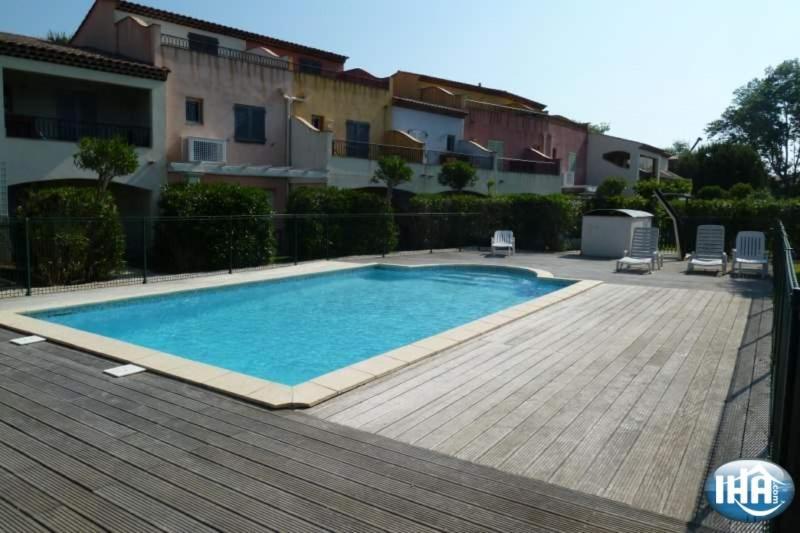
left=729, top=183, right=755, bottom=199
left=696, top=185, right=728, bottom=200
left=17, top=186, right=125, bottom=285
left=633, top=178, right=692, bottom=198
left=153, top=183, right=276, bottom=272
left=286, top=187, right=397, bottom=259
left=409, top=193, right=580, bottom=251
left=596, top=176, right=627, bottom=198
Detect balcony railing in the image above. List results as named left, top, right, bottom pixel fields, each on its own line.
left=332, top=140, right=424, bottom=163
left=161, top=34, right=389, bottom=89
left=161, top=34, right=290, bottom=70
left=5, top=114, right=151, bottom=147
left=498, top=157, right=561, bottom=176
left=427, top=149, right=494, bottom=170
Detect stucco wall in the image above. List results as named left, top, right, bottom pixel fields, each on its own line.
left=292, top=72, right=389, bottom=144
left=160, top=46, right=291, bottom=166
left=390, top=106, right=464, bottom=152
left=327, top=156, right=562, bottom=196
left=291, top=116, right=331, bottom=170
left=0, top=56, right=166, bottom=214
left=465, top=105, right=588, bottom=185
left=586, top=133, right=668, bottom=189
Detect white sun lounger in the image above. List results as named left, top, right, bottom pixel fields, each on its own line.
left=491, top=230, right=515, bottom=256
left=616, top=227, right=661, bottom=274
left=687, top=225, right=727, bottom=274
left=732, top=231, right=768, bottom=278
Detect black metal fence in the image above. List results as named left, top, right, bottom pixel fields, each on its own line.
left=771, top=221, right=800, bottom=531
left=4, top=113, right=151, bottom=147
left=0, top=213, right=483, bottom=299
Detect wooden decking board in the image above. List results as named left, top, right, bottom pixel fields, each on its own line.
left=471, top=287, right=676, bottom=469
left=0, top=345, right=551, bottom=533
left=547, top=291, right=716, bottom=487
left=494, top=288, right=689, bottom=474
left=429, top=290, right=663, bottom=458
left=385, top=286, right=650, bottom=453
left=603, top=293, right=741, bottom=507
left=310, top=284, right=753, bottom=523
left=0, top=328, right=707, bottom=533
left=387, top=287, right=655, bottom=446
left=575, top=292, right=729, bottom=498
left=661, top=298, right=750, bottom=518
left=525, top=289, right=711, bottom=480
left=316, top=285, right=634, bottom=424
left=0, top=498, right=51, bottom=533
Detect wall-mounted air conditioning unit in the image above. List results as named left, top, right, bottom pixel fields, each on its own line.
left=185, top=137, right=227, bottom=163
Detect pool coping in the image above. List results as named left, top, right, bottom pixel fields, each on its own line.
left=0, top=261, right=602, bottom=409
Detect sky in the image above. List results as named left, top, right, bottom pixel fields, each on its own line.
left=3, top=0, right=799, bottom=148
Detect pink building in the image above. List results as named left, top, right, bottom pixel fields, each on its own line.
left=71, top=0, right=348, bottom=212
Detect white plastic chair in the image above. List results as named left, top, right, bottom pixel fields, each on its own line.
left=732, top=231, right=768, bottom=278
left=616, top=227, right=661, bottom=274
left=687, top=225, right=727, bottom=274
left=491, top=230, right=515, bottom=256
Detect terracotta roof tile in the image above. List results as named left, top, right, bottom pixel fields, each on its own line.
left=0, top=31, right=169, bottom=81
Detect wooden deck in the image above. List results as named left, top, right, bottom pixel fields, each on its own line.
left=310, top=283, right=751, bottom=522
left=0, top=327, right=713, bottom=532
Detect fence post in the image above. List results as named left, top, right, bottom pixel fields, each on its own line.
left=293, top=214, right=298, bottom=265
left=429, top=214, right=433, bottom=254
left=228, top=216, right=234, bottom=274
left=24, top=217, right=31, bottom=296
left=142, top=217, right=148, bottom=284
left=324, top=214, right=329, bottom=261
left=382, top=214, right=387, bottom=258
left=458, top=213, right=463, bottom=252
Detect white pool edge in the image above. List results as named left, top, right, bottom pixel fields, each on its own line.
left=0, top=261, right=602, bottom=409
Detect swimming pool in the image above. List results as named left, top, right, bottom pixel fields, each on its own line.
left=32, top=265, right=572, bottom=386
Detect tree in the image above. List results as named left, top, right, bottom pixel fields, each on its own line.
left=46, top=30, right=72, bottom=44
left=673, top=141, right=768, bottom=190
left=707, top=59, right=800, bottom=188
left=666, top=139, right=691, bottom=156
left=588, top=122, right=611, bottom=134
left=372, top=155, right=413, bottom=202
left=73, top=136, right=138, bottom=194
left=438, top=160, right=477, bottom=192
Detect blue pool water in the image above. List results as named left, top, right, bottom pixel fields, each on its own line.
left=33, top=266, right=571, bottom=385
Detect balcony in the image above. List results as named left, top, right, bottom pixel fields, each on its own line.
left=5, top=114, right=151, bottom=147
left=161, top=34, right=389, bottom=89
left=498, top=157, right=561, bottom=176
left=331, top=140, right=493, bottom=169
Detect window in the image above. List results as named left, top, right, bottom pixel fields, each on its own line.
left=234, top=104, right=266, bottom=143
left=446, top=134, right=456, bottom=152
left=185, top=98, right=203, bottom=124
left=188, top=32, right=219, bottom=55
left=299, top=58, right=322, bottom=75
left=311, top=115, right=325, bottom=131
left=552, top=148, right=558, bottom=160
left=602, top=150, right=631, bottom=168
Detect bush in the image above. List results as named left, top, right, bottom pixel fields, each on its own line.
left=17, top=186, right=125, bottom=285
left=729, top=183, right=755, bottom=199
left=409, top=193, right=580, bottom=251
left=287, top=187, right=397, bottom=259
left=596, top=177, right=627, bottom=198
left=153, top=183, right=276, bottom=272
left=633, top=178, right=692, bottom=198
left=438, top=160, right=478, bottom=191
left=695, top=185, right=728, bottom=200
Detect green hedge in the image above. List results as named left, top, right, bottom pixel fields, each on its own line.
left=17, top=186, right=125, bottom=285
left=153, top=183, right=276, bottom=272
left=409, top=194, right=581, bottom=251
left=286, top=187, right=397, bottom=259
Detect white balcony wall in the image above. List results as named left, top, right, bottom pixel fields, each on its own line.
left=291, top=116, right=332, bottom=170
left=390, top=106, right=464, bottom=152
left=327, top=156, right=562, bottom=195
